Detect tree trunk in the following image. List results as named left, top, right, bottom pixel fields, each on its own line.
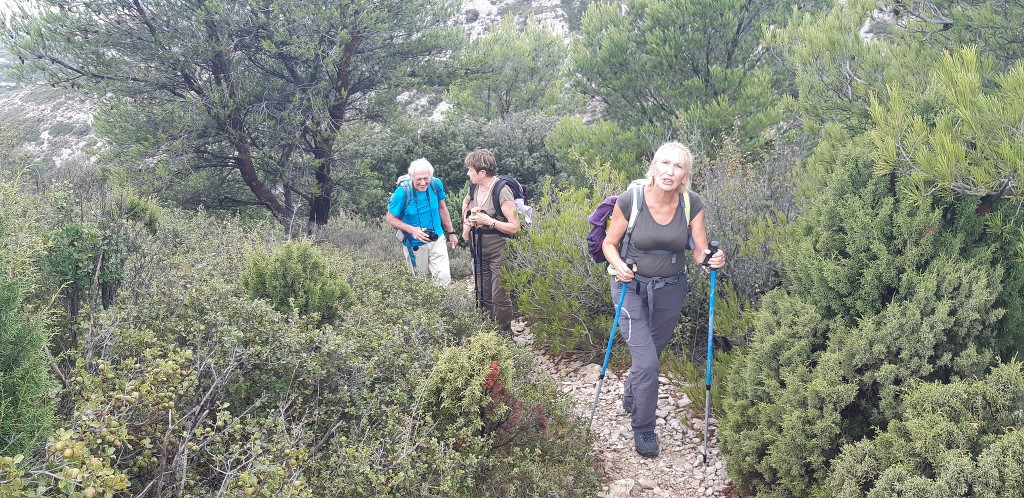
left=309, top=149, right=333, bottom=226
left=226, top=109, right=294, bottom=225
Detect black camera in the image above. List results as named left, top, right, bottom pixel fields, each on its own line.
left=423, top=228, right=439, bottom=242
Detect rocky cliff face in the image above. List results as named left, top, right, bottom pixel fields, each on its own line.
left=461, top=0, right=572, bottom=38
left=0, top=48, right=99, bottom=185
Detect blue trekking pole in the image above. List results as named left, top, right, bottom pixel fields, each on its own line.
left=589, top=259, right=634, bottom=430
left=702, top=241, right=720, bottom=464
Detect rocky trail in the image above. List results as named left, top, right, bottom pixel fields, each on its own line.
left=511, top=321, right=737, bottom=498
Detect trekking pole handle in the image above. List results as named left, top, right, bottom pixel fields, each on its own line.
left=607, top=258, right=635, bottom=277
left=701, top=241, right=721, bottom=267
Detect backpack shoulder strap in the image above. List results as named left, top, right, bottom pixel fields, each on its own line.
left=683, top=190, right=691, bottom=226
left=401, top=178, right=444, bottom=215
left=399, top=179, right=414, bottom=214
left=628, top=185, right=643, bottom=230
left=492, top=176, right=510, bottom=222
left=430, top=177, right=443, bottom=198
left=620, top=185, right=644, bottom=259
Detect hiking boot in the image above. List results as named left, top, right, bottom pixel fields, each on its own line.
left=622, top=396, right=633, bottom=414
left=634, top=431, right=659, bottom=458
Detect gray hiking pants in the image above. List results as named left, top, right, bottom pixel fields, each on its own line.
left=612, top=276, right=688, bottom=433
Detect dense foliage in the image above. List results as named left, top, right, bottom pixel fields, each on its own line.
left=570, top=0, right=829, bottom=144
left=0, top=179, right=599, bottom=496
left=0, top=182, right=56, bottom=459
left=719, top=2, right=1024, bottom=496
left=503, top=171, right=622, bottom=353
left=5, top=0, right=462, bottom=226
left=721, top=139, right=1006, bottom=497
left=827, top=360, right=1024, bottom=497
left=446, top=15, right=569, bottom=121
left=4, top=1, right=1024, bottom=496
left=241, top=239, right=354, bottom=322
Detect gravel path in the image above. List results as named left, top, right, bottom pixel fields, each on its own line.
left=512, top=321, right=737, bottom=498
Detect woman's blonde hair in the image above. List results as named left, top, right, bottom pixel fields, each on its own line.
left=645, top=141, right=693, bottom=193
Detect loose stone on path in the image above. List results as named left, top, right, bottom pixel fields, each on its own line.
left=514, top=319, right=735, bottom=497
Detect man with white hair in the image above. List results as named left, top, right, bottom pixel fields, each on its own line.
left=386, top=158, right=458, bottom=286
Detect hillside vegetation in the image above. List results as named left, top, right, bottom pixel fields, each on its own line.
left=2, top=0, right=1023, bottom=496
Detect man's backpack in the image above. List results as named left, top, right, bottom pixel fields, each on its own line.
left=469, top=175, right=533, bottom=225
left=394, top=173, right=443, bottom=244
left=586, top=180, right=692, bottom=264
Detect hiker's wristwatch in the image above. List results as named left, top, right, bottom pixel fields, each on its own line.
left=487, top=220, right=496, bottom=229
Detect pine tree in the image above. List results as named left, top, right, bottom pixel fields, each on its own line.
left=569, top=0, right=831, bottom=142
left=721, top=4, right=1024, bottom=495
left=446, top=15, right=568, bottom=121
left=721, top=130, right=1005, bottom=497
left=4, top=0, right=460, bottom=226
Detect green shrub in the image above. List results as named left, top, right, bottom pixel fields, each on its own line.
left=0, top=184, right=56, bottom=458
left=421, top=332, right=519, bottom=436
left=416, top=332, right=600, bottom=496
left=39, top=184, right=154, bottom=341
left=8, top=273, right=325, bottom=496
left=720, top=135, right=1006, bottom=497
left=5, top=193, right=596, bottom=497
left=241, top=239, right=354, bottom=322
left=827, top=360, right=1024, bottom=498
left=503, top=170, right=623, bottom=353
left=118, top=192, right=160, bottom=235
left=545, top=117, right=648, bottom=179
left=691, top=130, right=798, bottom=302
left=42, top=222, right=102, bottom=322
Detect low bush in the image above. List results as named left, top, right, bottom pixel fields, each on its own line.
left=720, top=138, right=1008, bottom=497
left=3, top=203, right=596, bottom=497
left=37, top=183, right=157, bottom=353
left=421, top=333, right=518, bottom=435
left=241, top=238, right=354, bottom=322
left=414, top=332, right=599, bottom=496
left=0, top=181, right=55, bottom=459
left=827, top=360, right=1024, bottom=497
left=503, top=171, right=622, bottom=354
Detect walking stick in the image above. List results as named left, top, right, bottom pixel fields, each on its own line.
left=472, top=226, right=485, bottom=309
left=702, top=241, right=720, bottom=464
left=588, top=259, right=634, bottom=430
left=466, top=206, right=483, bottom=309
